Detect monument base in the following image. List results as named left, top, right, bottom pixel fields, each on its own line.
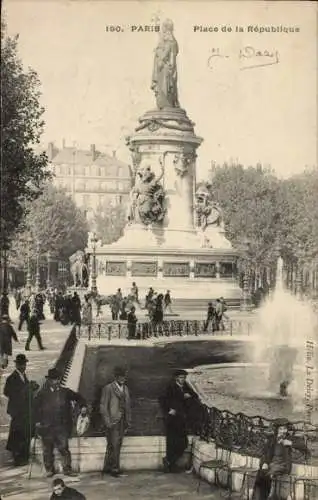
left=95, top=227, right=241, bottom=301
left=87, top=101, right=241, bottom=303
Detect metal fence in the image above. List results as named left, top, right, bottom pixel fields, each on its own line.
left=74, top=321, right=318, bottom=465
left=79, top=318, right=252, bottom=340
left=194, top=402, right=318, bottom=464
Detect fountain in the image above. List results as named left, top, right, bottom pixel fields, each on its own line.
left=189, top=256, right=318, bottom=423
left=252, top=256, right=317, bottom=412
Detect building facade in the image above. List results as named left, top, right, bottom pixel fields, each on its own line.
left=46, top=141, right=132, bottom=219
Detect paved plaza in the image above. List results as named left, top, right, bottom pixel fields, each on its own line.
left=0, top=467, right=224, bottom=499
left=0, top=304, right=226, bottom=499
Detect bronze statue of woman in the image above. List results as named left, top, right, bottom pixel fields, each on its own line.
left=151, top=19, right=180, bottom=109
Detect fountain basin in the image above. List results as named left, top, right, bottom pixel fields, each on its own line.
left=188, top=363, right=318, bottom=423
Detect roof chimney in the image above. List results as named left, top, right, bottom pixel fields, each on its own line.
left=48, top=142, right=54, bottom=161
left=112, top=150, right=116, bottom=158
left=90, top=144, right=96, bottom=161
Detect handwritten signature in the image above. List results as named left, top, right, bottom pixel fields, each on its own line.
left=207, top=46, right=280, bottom=70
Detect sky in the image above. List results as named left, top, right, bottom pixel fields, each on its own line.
left=4, top=0, right=317, bottom=179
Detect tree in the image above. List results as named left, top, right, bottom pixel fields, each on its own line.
left=207, top=163, right=283, bottom=269
left=8, top=184, right=88, bottom=269
left=280, top=167, right=318, bottom=264
left=1, top=20, right=50, bottom=247
left=203, top=162, right=318, bottom=293
left=93, top=200, right=127, bottom=245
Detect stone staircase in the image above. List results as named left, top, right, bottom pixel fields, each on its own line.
left=172, top=297, right=241, bottom=313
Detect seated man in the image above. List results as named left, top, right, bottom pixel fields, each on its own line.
left=252, top=419, right=308, bottom=500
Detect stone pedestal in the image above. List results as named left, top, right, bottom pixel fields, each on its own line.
left=127, top=108, right=202, bottom=245
left=88, top=107, right=241, bottom=302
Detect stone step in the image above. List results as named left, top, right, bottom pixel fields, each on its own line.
left=172, top=298, right=241, bottom=309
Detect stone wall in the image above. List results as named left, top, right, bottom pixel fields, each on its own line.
left=78, top=338, right=249, bottom=436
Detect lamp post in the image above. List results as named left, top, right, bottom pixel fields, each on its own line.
left=295, top=264, right=303, bottom=299
left=0, top=244, right=9, bottom=317
left=26, top=234, right=33, bottom=297
left=240, top=238, right=252, bottom=312
left=91, top=232, right=98, bottom=295
left=242, top=267, right=250, bottom=311
left=35, top=240, right=41, bottom=293
left=46, top=251, right=52, bottom=289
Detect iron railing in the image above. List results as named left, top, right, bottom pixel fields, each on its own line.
left=79, top=318, right=252, bottom=340
left=193, top=401, right=318, bottom=464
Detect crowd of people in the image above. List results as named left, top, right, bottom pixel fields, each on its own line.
left=3, top=354, right=88, bottom=498
left=0, top=284, right=231, bottom=370
left=203, top=297, right=228, bottom=332
left=0, top=282, right=308, bottom=500
left=2, top=356, right=303, bottom=500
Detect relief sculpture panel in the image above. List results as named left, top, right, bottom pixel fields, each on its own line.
left=131, top=261, right=158, bottom=277
left=163, top=262, right=190, bottom=277
left=194, top=262, right=217, bottom=278
left=105, top=261, right=127, bottom=276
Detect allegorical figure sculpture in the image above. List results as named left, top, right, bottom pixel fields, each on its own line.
left=69, top=250, right=89, bottom=287
left=194, top=183, right=232, bottom=249
left=127, top=165, right=166, bottom=226
left=151, top=19, right=180, bottom=109
left=195, top=184, right=223, bottom=231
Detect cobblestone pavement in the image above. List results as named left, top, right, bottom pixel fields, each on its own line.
left=0, top=303, right=229, bottom=499
left=0, top=313, right=71, bottom=437
left=0, top=467, right=225, bottom=499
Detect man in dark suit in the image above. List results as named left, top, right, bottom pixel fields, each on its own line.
left=18, top=299, right=30, bottom=331
left=203, top=302, right=216, bottom=332
left=0, top=315, right=19, bottom=369
left=160, top=369, right=199, bottom=473
left=252, top=419, right=308, bottom=499
left=34, top=367, right=87, bottom=477
left=127, top=306, right=137, bottom=339
left=4, top=354, right=39, bottom=466
left=25, top=309, right=45, bottom=351
left=100, top=366, right=131, bottom=477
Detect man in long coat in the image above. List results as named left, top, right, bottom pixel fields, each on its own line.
left=25, top=309, right=45, bottom=351
left=160, top=369, right=198, bottom=472
left=0, top=315, right=19, bottom=368
left=252, top=419, right=309, bottom=500
left=34, top=367, right=87, bottom=477
left=4, top=353, right=39, bottom=466
left=100, top=366, right=131, bottom=477
left=18, top=299, right=30, bottom=331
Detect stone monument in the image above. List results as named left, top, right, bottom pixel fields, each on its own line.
left=88, top=19, right=241, bottom=302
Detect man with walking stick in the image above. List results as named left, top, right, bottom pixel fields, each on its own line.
left=34, top=367, right=88, bottom=477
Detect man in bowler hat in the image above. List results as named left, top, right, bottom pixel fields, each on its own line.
left=100, top=366, right=131, bottom=477
left=160, top=369, right=198, bottom=472
left=4, top=354, right=39, bottom=466
left=34, top=367, right=87, bottom=477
